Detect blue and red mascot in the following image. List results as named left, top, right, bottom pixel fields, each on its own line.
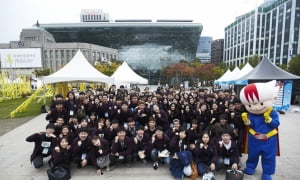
left=239, top=80, right=280, bottom=180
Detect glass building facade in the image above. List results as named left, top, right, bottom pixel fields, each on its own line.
left=224, top=0, right=300, bottom=67
left=39, top=21, right=202, bottom=84
left=196, top=36, right=213, bottom=63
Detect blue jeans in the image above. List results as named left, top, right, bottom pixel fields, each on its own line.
left=150, top=148, right=170, bottom=165
left=197, top=162, right=209, bottom=175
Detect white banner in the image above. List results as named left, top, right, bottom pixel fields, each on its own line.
left=0, top=48, right=42, bottom=68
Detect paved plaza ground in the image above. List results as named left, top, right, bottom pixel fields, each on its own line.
left=0, top=106, right=300, bottom=180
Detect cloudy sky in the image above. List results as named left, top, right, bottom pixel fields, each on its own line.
left=0, top=0, right=264, bottom=43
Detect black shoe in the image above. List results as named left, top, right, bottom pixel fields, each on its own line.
left=153, top=162, right=158, bottom=170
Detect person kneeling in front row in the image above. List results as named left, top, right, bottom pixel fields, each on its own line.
left=110, top=127, right=133, bottom=168
left=26, top=123, right=57, bottom=169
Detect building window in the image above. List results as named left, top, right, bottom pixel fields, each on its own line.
left=44, top=50, right=48, bottom=59
left=66, top=50, right=70, bottom=59
left=55, top=50, right=59, bottom=58
left=61, top=50, right=64, bottom=58
left=50, top=50, right=53, bottom=59
left=24, top=36, right=36, bottom=41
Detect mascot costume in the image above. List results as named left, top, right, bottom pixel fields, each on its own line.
left=239, top=80, right=280, bottom=180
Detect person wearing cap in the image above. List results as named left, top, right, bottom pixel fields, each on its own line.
left=26, top=123, right=57, bottom=168
left=46, top=100, right=69, bottom=124
left=110, top=127, right=133, bottom=167
left=72, top=127, right=91, bottom=168
left=150, top=126, right=171, bottom=170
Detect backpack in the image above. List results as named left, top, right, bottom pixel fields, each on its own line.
left=47, top=165, right=70, bottom=180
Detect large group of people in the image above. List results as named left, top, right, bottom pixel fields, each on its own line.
left=26, top=84, right=247, bottom=179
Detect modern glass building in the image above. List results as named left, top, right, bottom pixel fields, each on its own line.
left=196, top=36, right=212, bottom=63
left=224, top=0, right=300, bottom=67
left=39, top=20, right=202, bottom=84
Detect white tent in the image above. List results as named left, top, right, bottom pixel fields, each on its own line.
left=214, top=69, right=232, bottom=84
left=111, top=61, right=148, bottom=86
left=43, top=50, right=112, bottom=84
left=221, top=66, right=240, bottom=83
left=230, top=63, right=253, bottom=84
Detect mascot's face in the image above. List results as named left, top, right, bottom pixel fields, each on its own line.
left=240, top=80, right=277, bottom=114
left=244, top=99, right=273, bottom=114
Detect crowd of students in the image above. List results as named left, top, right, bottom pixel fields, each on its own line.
left=26, top=84, right=246, bottom=179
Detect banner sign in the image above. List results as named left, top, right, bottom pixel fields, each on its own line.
left=0, top=48, right=42, bottom=68
left=273, top=80, right=293, bottom=111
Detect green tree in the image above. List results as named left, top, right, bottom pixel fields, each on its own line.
left=239, top=62, right=247, bottom=69
left=95, top=61, right=121, bottom=76
left=212, top=66, right=225, bottom=80
left=33, top=68, right=50, bottom=77
left=288, top=55, right=300, bottom=75
left=247, top=55, right=261, bottom=67
left=279, top=64, right=288, bottom=71
left=189, top=59, right=202, bottom=67
left=216, top=62, right=227, bottom=70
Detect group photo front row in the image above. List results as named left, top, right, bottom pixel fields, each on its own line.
left=26, top=83, right=279, bottom=180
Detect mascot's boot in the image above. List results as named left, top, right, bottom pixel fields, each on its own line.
left=243, top=167, right=255, bottom=175
left=262, top=173, right=272, bottom=180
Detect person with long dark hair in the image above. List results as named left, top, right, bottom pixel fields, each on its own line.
left=193, top=131, right=218, bottom=175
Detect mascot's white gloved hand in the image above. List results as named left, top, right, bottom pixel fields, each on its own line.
left=241, top=112, right=251, bottom=125
left=263, top=107, right=273, bottom=123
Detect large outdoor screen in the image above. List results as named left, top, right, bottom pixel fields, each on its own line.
left=0, top=48, right=42, bottom=68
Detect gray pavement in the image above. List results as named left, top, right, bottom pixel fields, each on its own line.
left=0, top=107, right=300, bottom=180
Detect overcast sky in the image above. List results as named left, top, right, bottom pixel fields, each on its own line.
left=0, top=0, right=264, bottom=43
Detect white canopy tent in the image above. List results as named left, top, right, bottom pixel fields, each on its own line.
left=43, top=50, right=112, bottom=84
left=221, top=66, right=240, bottom=83
left=214, top=69, right=232, bottom=84
left=111, top=61, right=148, bottom=87
left=229, top=63, right=253, bottom=84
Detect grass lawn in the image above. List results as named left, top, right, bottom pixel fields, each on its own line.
left=0, top=97, right=52, bottom=119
